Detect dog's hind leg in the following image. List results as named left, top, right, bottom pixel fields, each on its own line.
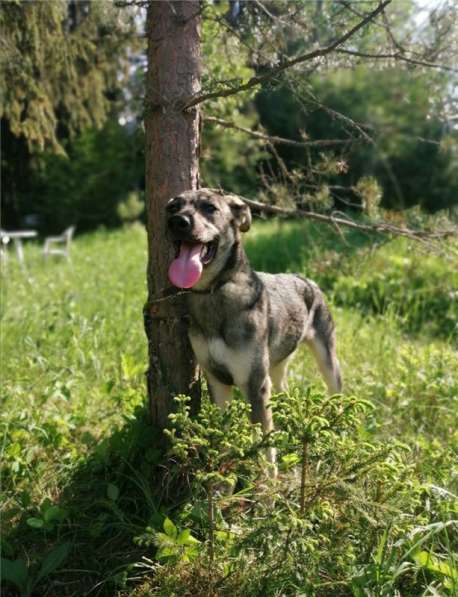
left=205, top=371, right=233, bottom=411
left=306, top=332, right=342, bottom=395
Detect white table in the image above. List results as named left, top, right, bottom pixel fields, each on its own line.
left=0, top=230, right=38, bottom=265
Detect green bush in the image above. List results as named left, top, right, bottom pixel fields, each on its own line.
left=332, top=250, right=458, bottom=339
left=143, top=391, right=456, bottom=596
left=117, top=191, right=145, bottom=224
left=29, top=120, right=144, bottom=234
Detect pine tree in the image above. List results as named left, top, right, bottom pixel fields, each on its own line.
left=0, top=0, right=135, bottom=153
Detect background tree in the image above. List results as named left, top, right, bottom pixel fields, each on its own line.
left=200, top=0, right=457, bottom=214
left=30, top=121, right=144, bottom=232
left=255, top=67, right=458, bottom=212
left=2, top=1, right=456, bottom=232
left=0, top=0, right=137, bottom=229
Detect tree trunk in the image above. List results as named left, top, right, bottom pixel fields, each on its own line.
left=144, top=0, right=201, bottom=427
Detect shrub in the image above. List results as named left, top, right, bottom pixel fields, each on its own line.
left=332, top=245, right=457, bottom=339
left=143, top=390, right=454, bottom=596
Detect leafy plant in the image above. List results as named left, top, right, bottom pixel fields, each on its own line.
left=154, top=387, right=435, bottom=595
left=413, top=549, right=458, bottom=591
left=26, top=498, right=68, bottom=531
left=154, top=517, right=201, bottom=564
left=1, top=542, right=71, bottom=597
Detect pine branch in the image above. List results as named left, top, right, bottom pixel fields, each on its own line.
left=206, top=189, right=456, bottom=244
left=183, top=0, right=393, bottom=110
left=335, top=49, right=458, bottom=73
left=114, top=0, right=148, bottom=7
left=204, top=116, right=356, bottom=147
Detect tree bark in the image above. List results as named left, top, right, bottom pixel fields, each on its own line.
left=144, top=0, right=201, bottom=427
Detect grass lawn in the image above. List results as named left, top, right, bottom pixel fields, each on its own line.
left=1, top=219, right=457, bottom=596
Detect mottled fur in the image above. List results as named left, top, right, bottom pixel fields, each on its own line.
left=166, top=189, right=342, bottom=469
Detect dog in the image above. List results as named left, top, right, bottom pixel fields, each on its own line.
left=166, top=188, right=342, bottom=468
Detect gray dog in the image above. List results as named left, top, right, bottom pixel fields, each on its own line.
left=166, top=189, right=342, bottom=467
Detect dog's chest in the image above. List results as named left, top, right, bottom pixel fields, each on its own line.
left=189, top=333, right=253, bottom=388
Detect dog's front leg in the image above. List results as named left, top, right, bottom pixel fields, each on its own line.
left=205, top=370, right=233, bottom=411
left=242, top=372, right=277, bottom=475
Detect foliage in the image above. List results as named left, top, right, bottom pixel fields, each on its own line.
left=1, top=542, right=71, bottom=597
left=146, top=388, right=456, bottom=596
left=245, top=216, right=458, bottom=339
left=256, top=67, right=458, bottom=213
left=3, top=1, right=458, bottom=232
left=332, top=241, right=458, bottom=340
left=0, top=0, right=140, bottom=231
left=1, top=220, right=456, bottom=595
left=117, top=190, right=145, bottom=224
left=28, top=121, right=144, bottom=233
left=0, top=0, right=134, bottom=153
left=153, top=517, right=201, bottom=564
left=198, top=0, right=458, bottom=214
left=200, top=3, right=266, bottom=195
left=201, top=112, right=266, bottom=197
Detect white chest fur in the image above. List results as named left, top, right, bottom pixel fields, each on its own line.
left=189, top=333, right=253, bottom=388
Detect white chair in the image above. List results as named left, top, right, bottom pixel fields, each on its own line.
left=0, top=230, right=10, bottom=266
left=43, top=226, right=75, bottom=260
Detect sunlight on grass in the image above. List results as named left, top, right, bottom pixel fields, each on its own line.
left=1, top=220, right=457, bottom=595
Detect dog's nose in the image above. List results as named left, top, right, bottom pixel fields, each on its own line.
left=168, top=214, right=192, bottom=234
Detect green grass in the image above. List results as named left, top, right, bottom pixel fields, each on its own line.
left=1, top=226, right=147, bottom=491
left=1, top=219, right=457, bottom=596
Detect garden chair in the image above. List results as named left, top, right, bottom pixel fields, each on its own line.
left=0, top=230, right=10, bottom=266
left=43, top=226, right=75, bottom=260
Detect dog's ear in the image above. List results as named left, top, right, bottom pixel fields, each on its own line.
left=227, top=195, right=252, bottom=232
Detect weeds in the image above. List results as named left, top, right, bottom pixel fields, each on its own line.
left=1, top=542, right=72, bottom=597
left=144, top=390, right=455, bottom=596
left=1, top=220, right=456, bottom=595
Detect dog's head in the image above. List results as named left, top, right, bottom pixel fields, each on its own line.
left=166, top=189, right=251, bottom=290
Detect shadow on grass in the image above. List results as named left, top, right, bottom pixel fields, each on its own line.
left=3, top=408, right=174, bottom=596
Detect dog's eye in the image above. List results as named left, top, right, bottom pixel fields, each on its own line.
left=167, top=202, right=181, bottom=214
left=200, top=202, right=217, bottom=214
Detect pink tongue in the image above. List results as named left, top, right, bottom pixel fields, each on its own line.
left=168, top=243, right=203, bottom=288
